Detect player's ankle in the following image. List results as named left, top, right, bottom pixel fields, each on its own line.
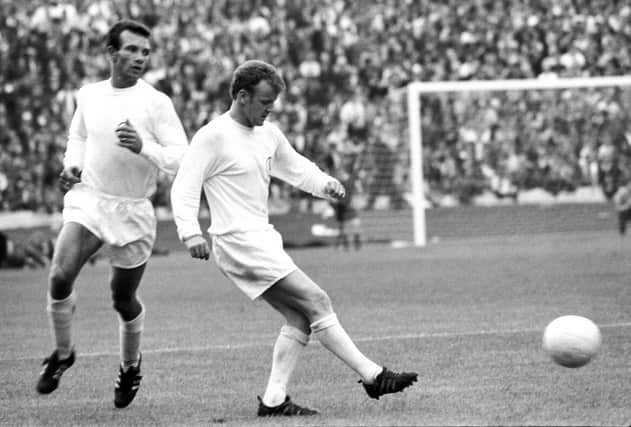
left=262, top=387, right=286, bottom=407
left=57, top=347, right=73, bottom=360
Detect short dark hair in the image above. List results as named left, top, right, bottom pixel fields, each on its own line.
left=229, top=60, right=286, bottom=100
left=105, top=19, right=151, bottom=51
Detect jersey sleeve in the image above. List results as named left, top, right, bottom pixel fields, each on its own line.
left=63, top=87, right=87, bottom=169
left=270, top=125, right=334, bottom=198
left=170, top=127, right=216, bottom=241
left=140, top=94, right=188, bottom=176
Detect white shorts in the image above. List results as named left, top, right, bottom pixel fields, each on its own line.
left=62, top=185, right=156, bottom=268
left=212, top=228, right=297, bottom=300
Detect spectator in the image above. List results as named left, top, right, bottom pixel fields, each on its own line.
left=2, top=0, right=631, bottom=212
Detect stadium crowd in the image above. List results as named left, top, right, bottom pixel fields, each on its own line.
left=1, top=0, right=631, bottom=212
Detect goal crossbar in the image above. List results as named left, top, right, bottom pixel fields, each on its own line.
left=407, top=75, right=631, bottom=247
left=408, top=75, right=631, bottom=94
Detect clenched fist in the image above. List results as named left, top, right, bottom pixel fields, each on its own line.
left=58, top=166, right=82, bottom=192
left=184, top=234, right=210, bottom=260
left=324, top=180, right=346, bottom=200
left=115, top=119, right=143, bottom=154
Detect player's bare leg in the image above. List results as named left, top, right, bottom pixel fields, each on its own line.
left=111, top=264, right=145, bottom=408
left=37, top=223, right=102, bottom=394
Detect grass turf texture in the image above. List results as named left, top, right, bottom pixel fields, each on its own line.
left=2, top=204, right=631, bottom=426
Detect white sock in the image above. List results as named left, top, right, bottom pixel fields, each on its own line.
left=46, top=291, right=77, bottom=359
left=311, top=313, right=382, bottom=384
left=262, top=325, right=309, bottom=407
left=119, top=305, right=144, bottom=370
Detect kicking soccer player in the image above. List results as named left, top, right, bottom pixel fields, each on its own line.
left=35, top=19, right=188, bottom=408
left=170, top=60, right=417, bottom=416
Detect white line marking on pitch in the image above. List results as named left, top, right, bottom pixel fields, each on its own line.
left=6, top=322, right=631, bottom=362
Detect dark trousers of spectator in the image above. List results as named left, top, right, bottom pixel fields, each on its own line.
left=618, top=208, right=631, bottom=235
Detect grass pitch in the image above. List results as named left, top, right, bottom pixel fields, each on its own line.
left=2, top=207, right=631, bottom=426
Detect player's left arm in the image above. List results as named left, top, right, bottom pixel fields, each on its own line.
left=116, top=96, right=188, bottom=175
left=271, top=126, right=345, bottom=201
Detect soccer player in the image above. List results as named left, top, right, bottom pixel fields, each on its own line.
left=330, top=152, right=364, bottom=250
left=170, top=60, right=417, bottom=416
left=613, top=180, right=631, bottom=235
left=35, top=20, right=188, bottom=409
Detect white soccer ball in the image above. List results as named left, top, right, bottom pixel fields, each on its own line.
left=542, top=315, right=601, bottom=368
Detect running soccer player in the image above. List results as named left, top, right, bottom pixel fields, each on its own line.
left=170, top=60, right=417, bottom=416
left=35, top=19, right=188, bottom=409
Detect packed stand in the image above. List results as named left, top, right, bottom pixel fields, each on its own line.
left=1, top=0, right=631, bottom=213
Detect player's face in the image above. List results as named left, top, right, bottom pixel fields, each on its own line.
left=243, top=80, right=278, bottom=127
left=110, top=30, right=150, bottom=88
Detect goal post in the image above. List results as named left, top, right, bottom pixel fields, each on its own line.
left=407, top=75, right=631, bottom=247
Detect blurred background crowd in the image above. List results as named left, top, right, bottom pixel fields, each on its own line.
left=1, top=0, right=631, bottom=213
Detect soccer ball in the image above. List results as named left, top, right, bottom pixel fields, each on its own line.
left=542, top=315, right=601, bottom=368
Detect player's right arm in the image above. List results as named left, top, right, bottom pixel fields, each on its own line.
left=170, top=127, right=216, bottom=260
left=60, top=87, right=87, bottom=192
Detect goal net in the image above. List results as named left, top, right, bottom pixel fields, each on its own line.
left=405, top=75, right=631, bottom=246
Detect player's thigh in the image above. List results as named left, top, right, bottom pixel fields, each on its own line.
left=263, top=269, right=332, bottom=321
left=110, top=263, right=146, bottom=300
left=52, top=222, right=102, bottom=278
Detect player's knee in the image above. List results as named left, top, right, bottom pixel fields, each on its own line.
left=307, top=288, right=333, bottom=320
left=284, top=313, right=311, bottom=334
left=48, top=263, right=75, bottom=297
left=111, top=295, right=141, bottom=318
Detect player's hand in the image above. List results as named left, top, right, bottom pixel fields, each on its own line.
left=324, top=180, right=346, bottom=200
left=58, top=166, right=82, bottom=192
left=184, top=235, right=210, bottom=260
left=115, top=119, right=143, bottom=154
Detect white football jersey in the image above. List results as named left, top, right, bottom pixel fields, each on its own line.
left=65, top=78, right=188, bottom=199
left=171, top=113, right=333, bottom=239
